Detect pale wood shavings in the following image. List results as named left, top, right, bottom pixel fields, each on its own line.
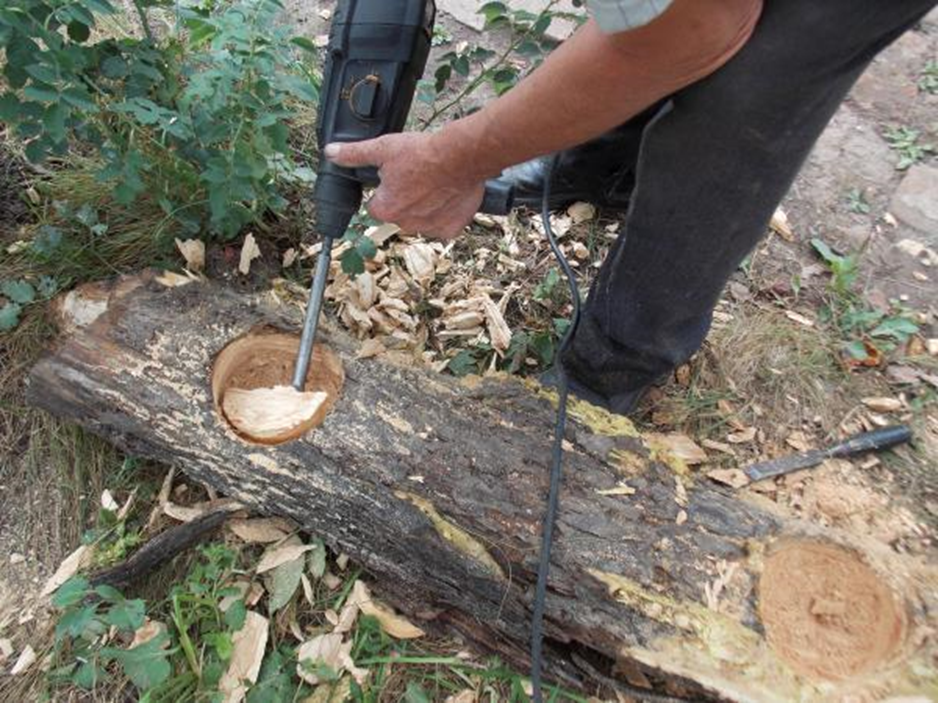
left=238, top=233, right=262, bottom=275
left=223, top=386, right=328, bottom=441
left=175, top=238, right=205, bottom=272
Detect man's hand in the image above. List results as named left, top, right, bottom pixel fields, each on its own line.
left=325, top=131, right=486, bottom=240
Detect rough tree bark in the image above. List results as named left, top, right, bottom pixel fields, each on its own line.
left=27, top=276, right=936, bottom=702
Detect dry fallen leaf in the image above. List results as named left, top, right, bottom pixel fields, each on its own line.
left=727, top=427, right=757, bottom=444
left=648, top=433, right=708, bottom=465
left=595, top=483, right=636, bottom=497
left=256, top=542, right=315, bottom=575
left=862, top=397, right=903, bottom=413
left=283, top=248, right=298, bottom=269
left=10, top=645, right=36, bottom=675
left=239, top=233, right=262, bottom=275
left=163, top=499, right=241, bottom=523
left=349, top=580, right=424, bottom=639
left=305, top=677, right=353, bottom=703
left=701, top=439, right=736, bottom=456
left=223, top=386, right=328, bottom=441
left=155, top=270, right=199, bottom=288
left=445, top=691, right=477, bottom=703
left=707, top=469, right=750, bottom=489
left=228, top=518, right=292, bottom=544
left=567, top=201, right=596, bottom=224
left=785, top=310, right=814, bottom=327
left=296, top=634, right=368, bottom=686
left=770, top=207, right=795, bottom=242
left=785, top=430, right=811, bottom=452
left=219, top=611, right=269, bottom=703
left=356, top=338, right=387, bottom=359
left=0, top=638, right=13, bottom=663
left=131, top=619, right=168, bottom=649
left=175, top=238, right=205, bottom=272
left=41, top=544, right=91, bottom=597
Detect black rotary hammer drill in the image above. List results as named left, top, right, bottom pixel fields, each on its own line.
left=292, top=0, right=513, bottom=387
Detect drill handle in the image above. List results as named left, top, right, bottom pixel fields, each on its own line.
left=480, top=178, right=515, bottom=216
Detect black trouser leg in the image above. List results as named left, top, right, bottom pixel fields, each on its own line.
left=562, top=0, right=937, bottom=414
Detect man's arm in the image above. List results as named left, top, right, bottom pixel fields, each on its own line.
left=327, top=0, right=763, bottom=237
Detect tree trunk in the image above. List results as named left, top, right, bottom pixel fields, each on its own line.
left=28, top=275, right=936, bottom=702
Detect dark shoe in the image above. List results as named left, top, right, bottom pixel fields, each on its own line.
left=537, top=366, right=650, bottom=417
left=502, top=156, right=633, bottom=211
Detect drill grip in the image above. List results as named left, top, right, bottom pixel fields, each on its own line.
left=480, top=178, right=515, bottom=216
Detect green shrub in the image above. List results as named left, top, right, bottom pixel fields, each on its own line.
left=0, top=0, right=320, bottom=239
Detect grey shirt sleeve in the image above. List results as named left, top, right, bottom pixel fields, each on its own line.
left=586, top=0, right=674, bottom=33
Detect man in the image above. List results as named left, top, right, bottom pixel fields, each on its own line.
left=325, top=0, right=937, bottom=415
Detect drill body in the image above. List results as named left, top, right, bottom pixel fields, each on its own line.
left=313, top=0, right=436, bottom=241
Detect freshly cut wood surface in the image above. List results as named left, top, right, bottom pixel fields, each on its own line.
left=26, top=277, right=937, bottom=702
left=222, top=386, right=328, bottom=443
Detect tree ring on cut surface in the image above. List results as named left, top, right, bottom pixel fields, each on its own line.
left=759, top=540, right=907, bottom=681
left=212, top=329, right=344, bottom=445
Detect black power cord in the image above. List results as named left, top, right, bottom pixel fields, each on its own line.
left=530, top=153, right=581, bottom=702
left=528, top=159, right=690, bottom=703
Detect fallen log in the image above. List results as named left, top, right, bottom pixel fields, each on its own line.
left=28, top=275, right=937, bottom=701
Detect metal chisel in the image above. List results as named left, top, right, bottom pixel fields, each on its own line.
left=744, top=425, right=913, bottom=482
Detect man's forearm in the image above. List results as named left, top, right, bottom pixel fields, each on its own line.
left=438, top=0, right=763, bottom=180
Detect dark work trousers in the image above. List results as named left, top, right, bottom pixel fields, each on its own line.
left=562, top=0, right=937, bottom=414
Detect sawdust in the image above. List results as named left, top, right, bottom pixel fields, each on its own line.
left=212, top=330, right=344, bottom=444
left=759, top=541, right=906, bottom=681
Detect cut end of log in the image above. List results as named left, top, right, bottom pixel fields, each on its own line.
left=759, top=540, right=907, bottom=681
left=212, top=329, right=344, bottom=445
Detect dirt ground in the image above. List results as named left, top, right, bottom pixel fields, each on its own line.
left=1, top=2, right=937, bottom=698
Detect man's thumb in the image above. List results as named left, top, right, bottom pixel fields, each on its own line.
left=324, top=139, right=385, bottom=168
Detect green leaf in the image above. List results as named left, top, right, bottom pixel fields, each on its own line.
left=478, top=2, right=508, bottom=24
left=869, top=317, right=919, bottom=340
left=340, top=248, right=365, bottom=276
left=290, top=36, right=318, bottom=53
left=105, top=598, right=146, bottom=631
left=264, top=552, right=304, bottom=614
left=306, top=538, right=326, bottom=579
left=434, top=64, right=451, bottom=93
left=844, top=340, right=870, bottom=361
left=205, top=631, right=234, bottom=661
left=56, top=605, right=100, bottom=639
left=62, top=86, right=98, bottom=112
left=52, top=576, right=90, bottom=608
left=80, top=0, right=118, bottom=15
left=810, top=237, right=840, bottom=265
left=94, top=584, right=124, bottom=602
left=67, top=20, right=91, bottom=42
left=356, top=235, right=377, bottom=260
left=2, top=279, right=36, bottom=304
left=24, top=83, right=59, bottom=102
left=38, top=276, right=59, bottom=298
left=72, top=660, right=106, bottom=689
left=102, top=632, right=172, bottom=690
left=0, top=93, right=22, bottom=121
left=448, top=348, right=480, bottom=377
left=33, top=225, right=64, bottom=255
left=452, top=55, right=470, bottom=77
left=224, top=598, right=247, bottom=631
left=404, top=682, right=432, bottom=703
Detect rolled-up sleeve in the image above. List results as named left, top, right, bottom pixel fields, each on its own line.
left=586, top=0, right=674, bottom=33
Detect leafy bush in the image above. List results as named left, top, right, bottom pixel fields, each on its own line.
left=0, top=0, right=320, bottom=238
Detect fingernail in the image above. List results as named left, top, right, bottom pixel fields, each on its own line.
left=324, top=143, right=340, bottom=159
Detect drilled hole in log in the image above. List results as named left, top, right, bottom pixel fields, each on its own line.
left=211, top=329, right=344, bottom=445
left=759, top=540, right=907, bottom=681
